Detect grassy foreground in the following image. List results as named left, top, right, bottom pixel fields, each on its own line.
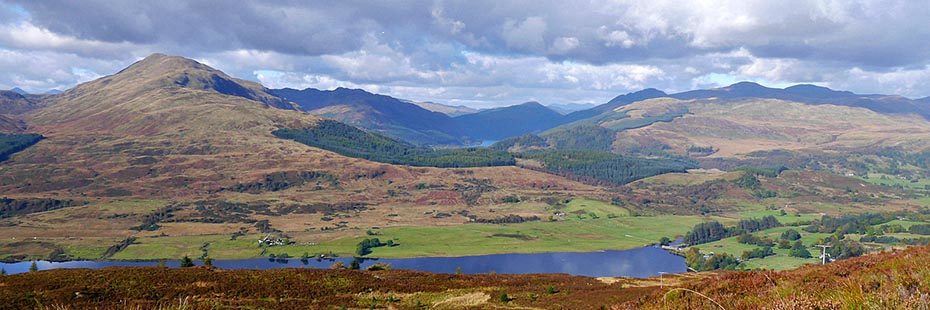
left=4, top=245, right=930, bottom=309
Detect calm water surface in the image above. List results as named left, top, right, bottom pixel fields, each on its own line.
left=0, top=246, right=684, bottom=277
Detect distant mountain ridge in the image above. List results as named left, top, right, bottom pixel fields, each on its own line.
left=564, top=88, right=668, bottom=122
left=546, top=102, right=596, bottom=114
left=270, top=87, right=463, bottom=145
left=409, top=100, right=478, bottom=116
left=452, top=101, right=566, bottom=140
left=0, top=90, right=43, bottom=115
left=669, top=82, right=930, bottom=119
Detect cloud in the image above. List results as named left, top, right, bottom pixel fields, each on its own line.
left=2, top=0, right=930, bottom=102
left=501, top=16, right=547, bottom=51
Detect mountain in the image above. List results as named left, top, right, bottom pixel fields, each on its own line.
left=546, top=102, right=596, bottom=114
left=0, top=114, right=25, bottom=132
left=8, top=53, right=325, bottom=196
left=409, top=100, right=478, bottom=116
left=9, top=87, right=28, bottom=95
left=453, top=101, right=567, bottom=140
left=0, top=90, right=42, bottom=114
left=671, top=82, right=930, bottom=118
left=5, top=53, right=587, bottom=198
left=44, top=89, right=63, bottom=95
left=564, top=88, right=667, bottom=121
left=270, top=87, right=463, bottom=145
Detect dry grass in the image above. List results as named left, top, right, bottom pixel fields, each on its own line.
left=7, top=245, right=930, bottom=309
left=612, top=98, right=930, bottom=157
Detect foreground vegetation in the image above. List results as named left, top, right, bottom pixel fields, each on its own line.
left=5, top=245, right=930, bottom=309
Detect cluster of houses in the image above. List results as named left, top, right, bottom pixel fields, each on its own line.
left=258, top=234, right=287, bottom=246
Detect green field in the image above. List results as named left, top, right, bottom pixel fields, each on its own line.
left=115, top=214, right=722, bottom=260
left=730, top=205, right=820, bottom=225
left=863, top=173, right=930, bottom=191
left=270, top=214, right=726, bottom=258
left=693, top=217, right=930, bottom=270
left=694, top=225, right=828, bottom=270
left=559, top=198, right=631, bottom=218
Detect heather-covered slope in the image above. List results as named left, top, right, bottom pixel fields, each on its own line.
left=0, top=53, right=596, bottom=205
left=4, top=245, right=928, bottom=309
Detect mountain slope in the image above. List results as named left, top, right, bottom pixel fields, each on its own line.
left=547, top=102, right=596, bottom=114
left=0, top=114, right=25, bottom=132
left=671, top=82, right=930, bottom=118
left=270, top=87, right=463, bottom=145
left=0, top=90, right=43, bottom=114
left=453, top=101, right=568, bottom=140
left=409, top=100, right=478, bottom=116
left=3, top=53, right=595, bottom=202
left=608, top=97, right=930, bottom=156
left=5, top=54, right=324, bottom=197
left=564, top=88, right=667, bottom=121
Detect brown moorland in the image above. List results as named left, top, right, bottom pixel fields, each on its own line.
left=2, top=245, right=929, bottom=309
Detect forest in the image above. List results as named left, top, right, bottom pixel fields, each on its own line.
left=0, top=133, right=43, bottom=162
left=273, top=121, right=515, bottom=168
left=518, top=149, right=696, bottom=185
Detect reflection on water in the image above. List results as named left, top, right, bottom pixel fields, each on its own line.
left=0, top=246, right=684, bottom=277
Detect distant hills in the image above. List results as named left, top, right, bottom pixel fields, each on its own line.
left=409, top=100, right=478, bottom=116
left=3, top=52, right=929, bottom=163
left=270, top=87, right=464, bottom=145
left=0, top=90, right=43, bottom=115
left=669, top=82, right=930, bottom=119
left=452, top=101, right=567, bottom=140
left=546, top=102, right=596, bottom=114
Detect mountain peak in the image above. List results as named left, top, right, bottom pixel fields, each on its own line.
left=105, top=53, right=295, bottom=109
left=517, top=101, right=546, bottom=108
left=724, top=81, right=767, bottom=91
left=784, top=84, right=854, bottom=98
left=9, top=87, right=27, bottom=95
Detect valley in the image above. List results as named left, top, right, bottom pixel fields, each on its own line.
left=0, top=52, right=929, bottom=308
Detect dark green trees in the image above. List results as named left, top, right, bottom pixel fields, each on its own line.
left=180, top=255, right=195, bottom=268
left=273, top=121, right=515, bottom=168
left=0, top=133, right=43, bottom=162
left=780, top=229, right=802, bottom=241
left=684, top=221, right=729, bottom=245
left=789, top=241, right=812, bottom=258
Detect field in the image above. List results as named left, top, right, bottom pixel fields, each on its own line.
left=694, top=225, right=828, bottom=270
left=691, top=215, right=930, bottom=270
left=118, top=212, right=719, bottom=260
left=863, top=173, right=930, bottom=192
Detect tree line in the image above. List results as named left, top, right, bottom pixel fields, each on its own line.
left=684, top=216, right=782, bottom=245
left=0, top=133, right=43, bottom=162
left=518, top=149, right=697, bottom=185
left=273, top=121, right=515, bottom=168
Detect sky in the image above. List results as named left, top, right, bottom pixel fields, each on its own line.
left=0, top=1, right=929, bottom=108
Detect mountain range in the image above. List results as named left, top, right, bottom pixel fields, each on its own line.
left=0, top=53, right=589, bottom=199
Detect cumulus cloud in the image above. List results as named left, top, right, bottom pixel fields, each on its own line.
left=1, top=0, right=930, bottom=102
